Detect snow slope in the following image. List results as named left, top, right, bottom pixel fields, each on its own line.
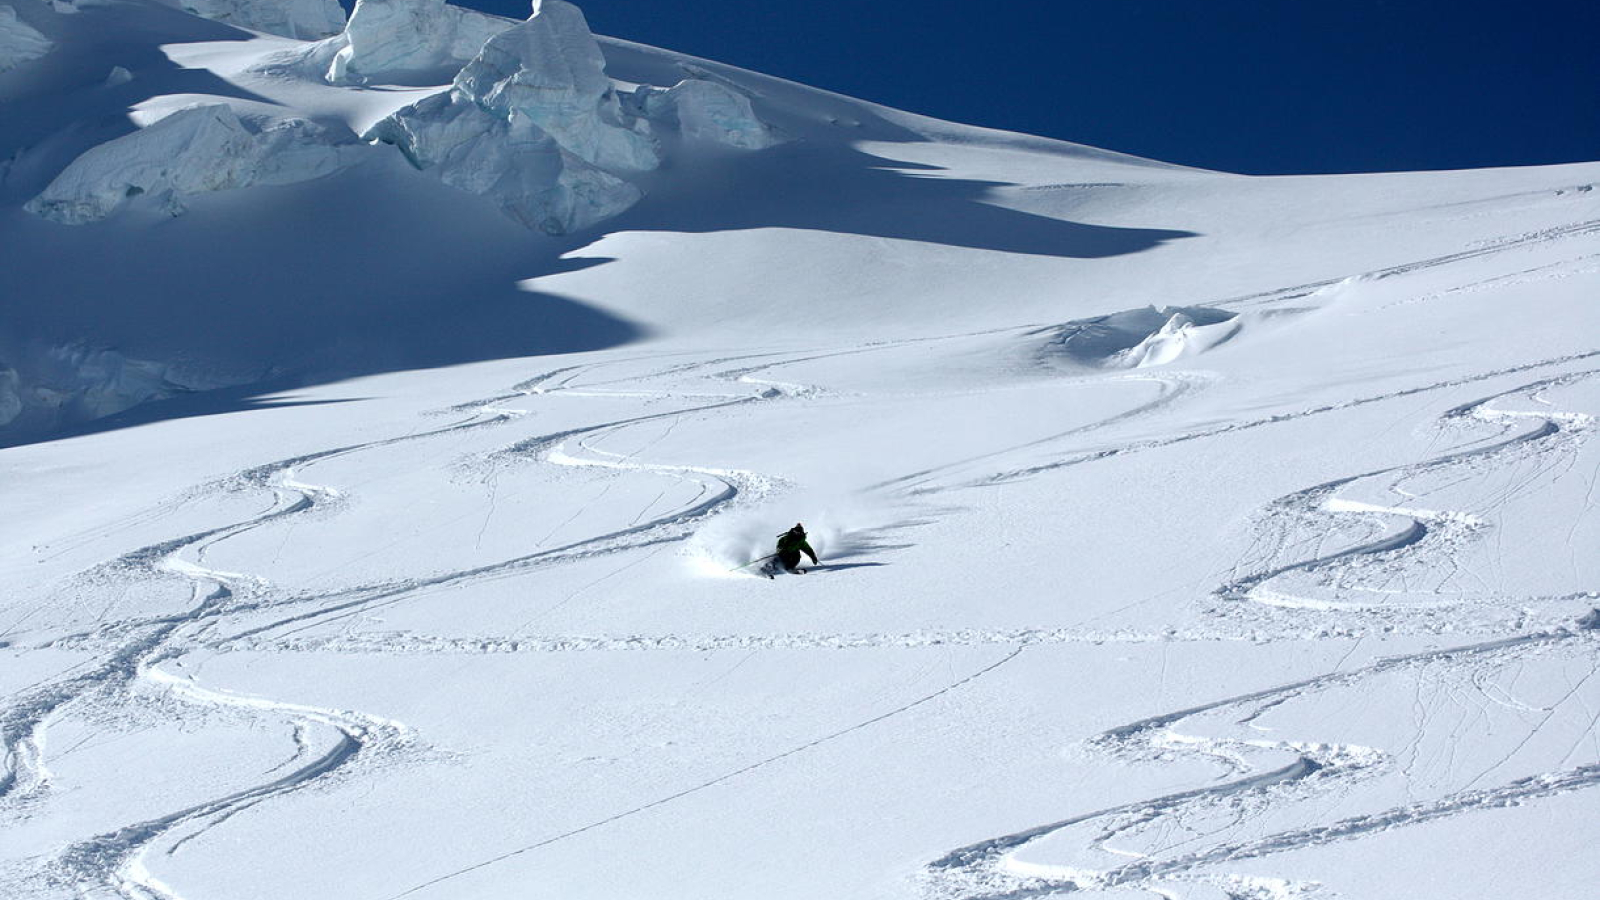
left=2, top=2, right=1599, bottom=899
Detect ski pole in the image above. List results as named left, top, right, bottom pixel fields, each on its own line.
left=729, top=553, right=777, bottom=572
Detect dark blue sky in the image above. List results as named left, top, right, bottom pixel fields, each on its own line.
left=451, top=0, right=1598, bottom=175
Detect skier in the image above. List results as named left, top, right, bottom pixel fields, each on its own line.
left=767, top=523, right=818, bottom=576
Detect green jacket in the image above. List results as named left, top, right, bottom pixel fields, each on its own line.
left=776, top=531, right=818, bottom=563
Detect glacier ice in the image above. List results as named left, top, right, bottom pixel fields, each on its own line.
left=362, top=0, right=784, bottom=234
left=0, top=340, right=258, bottom=433
left=365, top=0, right=656, bottom=234
left=638, top=79, right=782, bottom=150
left=178, top=0, right=346, bottom=40
left=367, top=89, right=640, bottom=234
left=453, top=0, right=656, bottom=172
left=0, top=5, right=53, bottom=72
left=325, top=0, right=510, bottom=85
left=26, top=104, right=363, bottom=224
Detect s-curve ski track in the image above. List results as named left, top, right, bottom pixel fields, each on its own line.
left=3, top=245, right=1599, bottom=900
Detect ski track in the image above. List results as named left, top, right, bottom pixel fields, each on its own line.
left=1, top=339, right=888, bottom=897
left=920, top=628, right=1600, bottom=900
left=1211, top=370, right=1598, bottom=631
left=917, top=367, right=1600, bottom=898
left=6, top=219, right=1599, bottom=897
left=0, top=409, right=527, bottom=897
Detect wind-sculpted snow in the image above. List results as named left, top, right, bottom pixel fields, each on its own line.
left=1041, top=304, right=1241, bottom=369
left=324, top=0, right=509, bottom=84
left=0, top=5, right=51, bottom=73
left=25, top=105, right=364, bottom=224
left=179, top=0, right=345, bottom=40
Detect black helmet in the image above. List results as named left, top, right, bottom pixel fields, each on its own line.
left=792, top=523, right=806, bottom=534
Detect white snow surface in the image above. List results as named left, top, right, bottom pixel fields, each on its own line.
left=3, top=3, right=1600, bottom=900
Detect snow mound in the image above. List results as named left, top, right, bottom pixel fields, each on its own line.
left=324, top=0, right=509, bottom=85
left=26, top=104, right=363, bottom=224
left=177, top=0, right=345, bottom=39
left=636, top=78, right=782, bottom=150
left=0, top=5, right=52, bottom=72
left=1044, top=305, right=1240, bottom=369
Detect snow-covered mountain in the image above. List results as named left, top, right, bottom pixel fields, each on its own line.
left=2, top=1, right=1598, bottom=899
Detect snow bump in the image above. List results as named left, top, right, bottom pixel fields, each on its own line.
left=1045, top=305, right=1241, bottom=369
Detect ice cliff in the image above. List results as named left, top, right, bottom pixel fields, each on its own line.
left=365, top=0, right=652, bottom=233
left=325, top=0, right=509, bottom=84
left=0, top=340, right=261, bottom=434
left=366, top=0, right=778, bottom=234
left=26, top=104, right=363, bottom=224
left=635, top=79, right=782, bottom=150
left=23, top=0, right=780, bottom=234
left=178, top=0, right=345, bottom=39
left=0, top=5, right=52, bottom=72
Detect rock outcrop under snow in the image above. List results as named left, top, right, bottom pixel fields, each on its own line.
left=26, top=104, right=363, bottom=224
left=0, top=5, right=53, bottom=72
left=179, top=0, right=346, bottom=40
left=325, top=0, right=510, bottom=85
